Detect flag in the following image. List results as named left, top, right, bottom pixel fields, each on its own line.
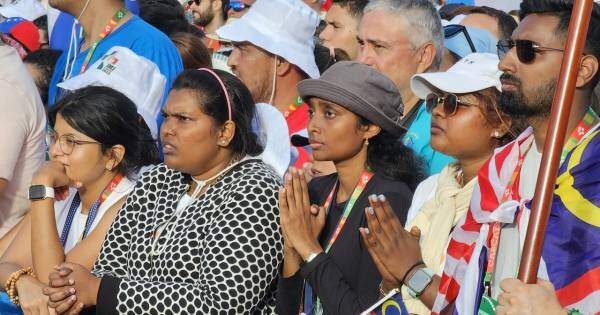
left=537, top=129, right=600, bottom=314
left=363, top=292, right=409, bottom=315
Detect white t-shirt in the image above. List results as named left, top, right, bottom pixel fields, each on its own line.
left=253, top=103, right=291, bottom=178
left=0, top=45, right=46, bottom=237
left=54, top=176, right=135, bottom=252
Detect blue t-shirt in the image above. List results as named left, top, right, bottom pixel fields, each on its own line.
left=402, top=102, right=454, bottom=175
left=48, top=15, right=183, bottom=128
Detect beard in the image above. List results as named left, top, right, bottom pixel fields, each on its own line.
left=193, top=9, right=214, bottom=27
left=499, top=72, right=557, bottom=119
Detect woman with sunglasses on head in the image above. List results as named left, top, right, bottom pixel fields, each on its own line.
left=0, top=86, right=159, bottom=315
left=43, top=69, right=283, bottom=314
left=276, top=61, right=426, bottom=315
left=360, top=53, right=526, bottom=314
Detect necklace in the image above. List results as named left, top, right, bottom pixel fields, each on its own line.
left=150, top=156, right=243, bottom=258
left=284, top=96, right=305, bottom=118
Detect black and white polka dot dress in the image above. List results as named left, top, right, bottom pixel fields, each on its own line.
left=91, top=159, right=283, bottom=314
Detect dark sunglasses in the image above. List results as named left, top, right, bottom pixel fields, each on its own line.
left=444, top=24, right=476, bottom=54
left=187, top=0, right=199, bottom=6
left=425, top=93, right=478, bottom=116
left=497, top=39, right=564, bottom=64
left=227, top=1, right=251, bottom=12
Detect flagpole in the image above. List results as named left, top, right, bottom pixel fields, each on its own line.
left=518, top=0, right=594, bottom=283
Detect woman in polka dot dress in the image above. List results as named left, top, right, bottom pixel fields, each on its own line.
left=43, top=69, right=284, bottom=314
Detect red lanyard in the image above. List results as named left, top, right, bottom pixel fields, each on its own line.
left=60, top=173, right=124, bottom=246
left=79, top=9, right=128, bottom=74
left=322, top=170, right=373, bottom=253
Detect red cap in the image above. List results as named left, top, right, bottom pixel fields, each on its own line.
left=0, top=17, right=40, bottom=52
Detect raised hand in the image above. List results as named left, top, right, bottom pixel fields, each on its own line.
left=279, top=167, right=325, bottom=261
left=361, top=194, right=423, bottom=283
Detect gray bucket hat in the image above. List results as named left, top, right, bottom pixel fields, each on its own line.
left=297, top=61, right=406, bottom=137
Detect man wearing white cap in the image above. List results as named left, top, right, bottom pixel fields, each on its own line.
left=216, top=0, right=321, bottom=169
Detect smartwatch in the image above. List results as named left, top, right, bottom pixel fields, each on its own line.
left=406, top=267, right=434, bottom=298
left=28, top=185, right=55, bottom=201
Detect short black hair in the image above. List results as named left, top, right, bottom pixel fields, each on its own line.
left=171, top=70, right=263, bottom=157
left=454, top=5, right=518, bottom=40
left=314, top=44, right=350, bottom=75
left=49, top=86, right=160, bottom=177
left=332, top=0, right=369, bottom=18
left=23, top=49, right=62, bottom=105
left=520, top=0, right=600, bottom=87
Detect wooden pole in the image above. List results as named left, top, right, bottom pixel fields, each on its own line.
left=518, top=0, right=594, bottom=283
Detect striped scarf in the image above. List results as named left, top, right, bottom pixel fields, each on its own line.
left=432, top=128, right=534, bottom=315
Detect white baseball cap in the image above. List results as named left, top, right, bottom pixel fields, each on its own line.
left=0, top=0, right=46, bottom=21
left=411, top=52, right=502, bottom=99
left=58, top=46, right=166, bottom=139
left=216, top=0, right=320, bottom=79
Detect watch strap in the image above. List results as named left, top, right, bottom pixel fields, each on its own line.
left=29, top=185, right=55, bottom=200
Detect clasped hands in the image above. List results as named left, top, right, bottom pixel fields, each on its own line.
left=359, top=194, right=424, bottom=293
left=39, top=263, right=100, bottom=315
left=279, top=167, right=326, bottom=262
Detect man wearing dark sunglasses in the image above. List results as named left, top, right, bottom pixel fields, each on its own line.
left=187, top=0, right=228, bottom=33
left=449, top=0, right=600, bottom=314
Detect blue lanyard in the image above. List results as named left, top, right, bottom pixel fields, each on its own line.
left=59, top=193, right=101, bottom=247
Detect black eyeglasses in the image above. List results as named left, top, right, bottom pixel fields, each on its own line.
left=497, top=39, right=564, bottom=64
left=444, top=24, right=476, bottom=54
left=47, top=132, right=100, bottom=155
left=425, top=93, right=478, bottom=116
left=227, top=1, right=251, bottom=12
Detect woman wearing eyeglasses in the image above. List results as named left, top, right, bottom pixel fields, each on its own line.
left=0, top=86, right=158, bottom=315
left=359, top=53, right=526, bottom=314
left=43, top=69, right=283, bottom=314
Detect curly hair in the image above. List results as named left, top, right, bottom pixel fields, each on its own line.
left=358, top=118, right=426, bottom=191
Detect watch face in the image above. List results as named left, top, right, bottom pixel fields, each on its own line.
left=29, top=185, right=46, bottom=200
left=408, top=269, right=432, bottom=293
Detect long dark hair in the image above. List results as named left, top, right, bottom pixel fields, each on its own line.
left=49, top=86, right=160, bottom=177
left=171, top=69, right=263, bottom=157
left=359, top=118, right=426, bottom=191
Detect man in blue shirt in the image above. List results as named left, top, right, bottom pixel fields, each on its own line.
left=47, top=0, right=182, bottom=129
left=357, top=0, right=454, bottom=175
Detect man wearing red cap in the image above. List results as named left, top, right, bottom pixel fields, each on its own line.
left=0, top=17, right=40, bottom=58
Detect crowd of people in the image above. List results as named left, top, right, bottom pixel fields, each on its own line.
left=0, top=0, right=598, bottom=314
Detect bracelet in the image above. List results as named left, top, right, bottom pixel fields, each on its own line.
left=379, top=281, right=399, bottom=298
left=5, top=267, right=36, bottom=306
left=401, top=260, right=425, bottom=285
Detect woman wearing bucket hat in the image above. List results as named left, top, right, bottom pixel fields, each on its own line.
left=359, top=53, right=526, bottom=314
left=277, top=61, right=426, bottom=315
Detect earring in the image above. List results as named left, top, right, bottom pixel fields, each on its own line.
left=365, top=138, right=369, bottom=146
left=493, top=131, right=502, bottom=138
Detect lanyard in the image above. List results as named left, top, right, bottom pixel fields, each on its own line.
left=322, top=169, right=374, bottom=253
left=560, top=107, right=599, bottom=164
left=78, top=8, right=128, bottom=74
left=305, top=170, right=373, bottom=315
left=483, top=107, right=599, bottom=297
left=60, top=173, right=123, bottom=247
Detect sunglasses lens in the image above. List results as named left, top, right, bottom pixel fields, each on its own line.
left=516, top=40, right=535, bottom=63
left=445, top=94, right=458, bottom=116
left=443, top=25, right=464, bottom=38
left=425, top=94, right=438, bottom=113
left=229, top=2, right=246, bottom=11
left=496, top=39, right=511, bottom=60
